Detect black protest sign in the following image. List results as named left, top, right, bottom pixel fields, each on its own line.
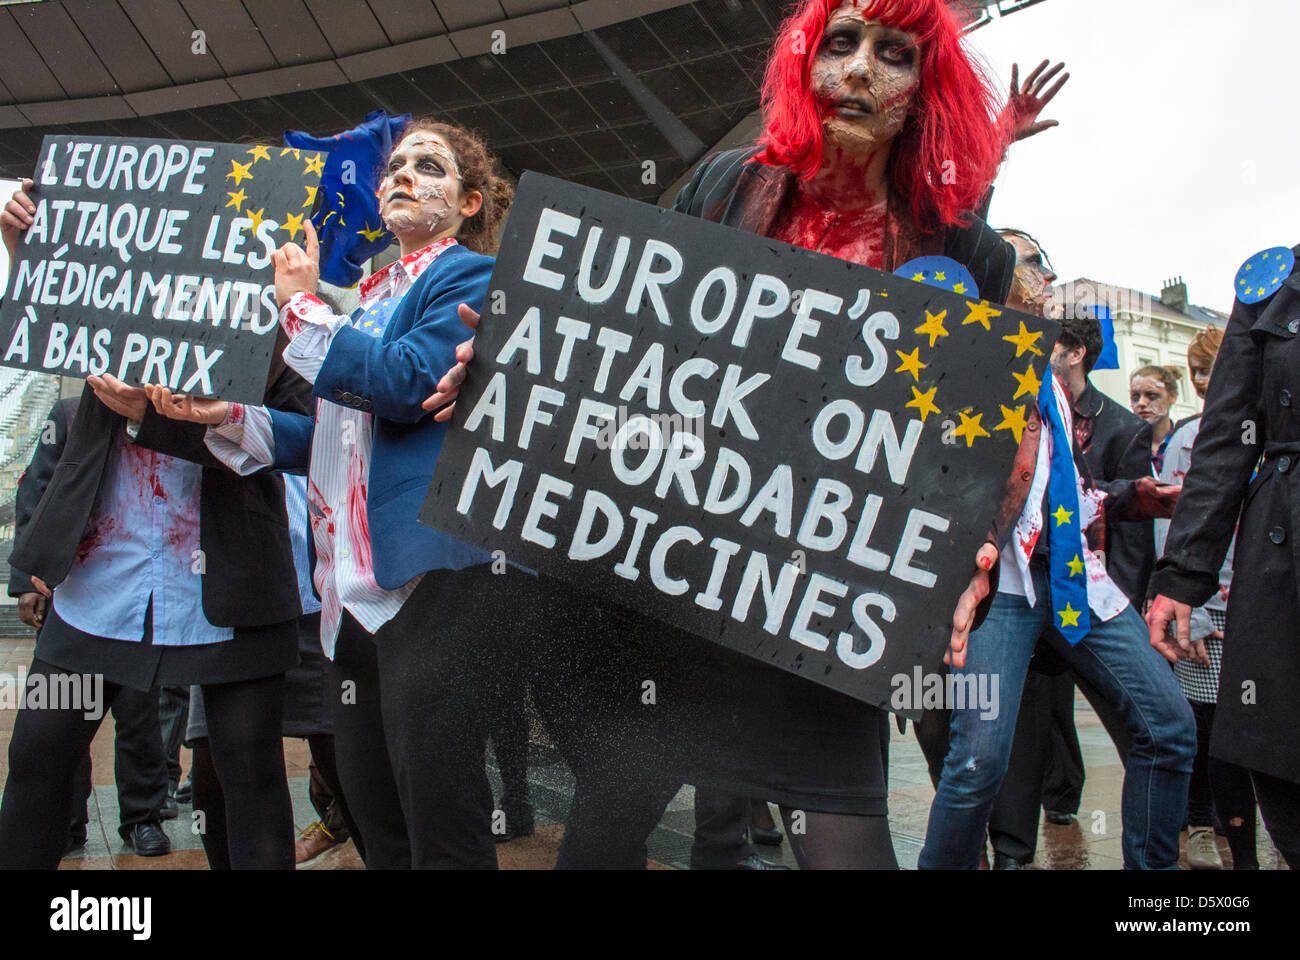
left=422, top=173, right=1058, bottom=709
left=1, top=135, right=324, bottom=402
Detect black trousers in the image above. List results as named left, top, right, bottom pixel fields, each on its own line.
left=487, top=667, right=531, bottom=821
left=330, top=565, right=522, bottom=869
left=1, top=660, right=167, bottom=866
left=690, top=788, right=756, bottom=869
left=159, top=685, right=191, bottom=787
left=66, top=683, right=170, bottom=841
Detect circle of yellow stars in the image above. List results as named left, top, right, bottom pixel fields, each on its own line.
left=1238, top=249, right=1290, bottom=299
left=899, top=297, right=1047, bottom=449
left=221, top=145, right=325, bottom=241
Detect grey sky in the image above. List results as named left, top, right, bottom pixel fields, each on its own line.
left=967, top=0, right=1299, bottom=314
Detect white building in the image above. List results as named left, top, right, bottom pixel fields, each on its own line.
left=1054, top=277, right=1229, bottom=423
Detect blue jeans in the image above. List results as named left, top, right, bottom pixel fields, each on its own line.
left=918, top=562, right=1195, bottom=869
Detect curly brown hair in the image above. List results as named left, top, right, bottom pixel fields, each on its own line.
left=394, top=119, right=514, bottom=254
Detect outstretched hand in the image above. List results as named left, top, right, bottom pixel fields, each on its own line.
left=1005, top=60, right=1070, bottom=142
left=86, top=373, right=148, bottom=421
left=142, top=384, right=229, bottom=426
left=948, top=542, right=1000, bottom=669
left=422, top=303, right=480, bottom=421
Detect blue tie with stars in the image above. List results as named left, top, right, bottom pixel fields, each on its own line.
left=1039, top=375, right=1090, bottom=645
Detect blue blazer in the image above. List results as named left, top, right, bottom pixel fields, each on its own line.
left=267, top=244, right=494, bottom=590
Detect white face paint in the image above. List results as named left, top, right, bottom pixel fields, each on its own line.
left=810, top=3, right=921, bottom=155
left=379, top=131, right=464, bottom=243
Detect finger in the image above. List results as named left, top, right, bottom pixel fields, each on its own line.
left=304, top=218, right=319, bottom=261
left=5, top=199, right=34, bottom=227
left=1175, top=604, right=1192, bottom=650
left=1040, top=72, right=1069, bottom=104
left=1032, top=62, right=1065, bottom=93
left=31, top=576, right=51, bottom=598
left=1009, top=62, right=1020, bottom=93
left=1149, top=634, right=1180, bottom=665
left=454, top=340, right=476, bottom=365
left=1193, top=639, right=1209, bottom=666
left=1022, top=58, right=1049, bottom=89
left=433, top=401, right=458, bottom=423
left=1211, top=630, right=1224, bottom=640
left=271, top=249, right=286, bottom=272
left=457, top=303, right=481, bottom=331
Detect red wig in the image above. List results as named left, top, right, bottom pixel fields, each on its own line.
left=758, top=0, right=1009, bottom=231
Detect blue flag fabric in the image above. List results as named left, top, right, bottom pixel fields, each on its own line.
left=1090, top=304, right=1119, bottom=370
left=284, top=110, right=411, bottom=288
left=1234, top=246, right=1295, bottom=304
left=1039, top=375, right=1090, bottom=645
left=893, top=255, right=980, bottom=300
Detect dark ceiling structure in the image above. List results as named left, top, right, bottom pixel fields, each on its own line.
left=0, top=0, right=1048, bottom=199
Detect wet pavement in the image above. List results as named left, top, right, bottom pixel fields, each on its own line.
left=0, top=636, right=1286, bottom=870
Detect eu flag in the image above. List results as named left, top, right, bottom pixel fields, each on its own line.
left=284, top=110, right=411, bottom=288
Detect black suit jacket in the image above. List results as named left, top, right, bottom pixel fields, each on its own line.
left=1073, top=380, right=1156, bottom=605
left=10, top=367, right=313, bottom=628
left=8, top=396, right=78, bottom=597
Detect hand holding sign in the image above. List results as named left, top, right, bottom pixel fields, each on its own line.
left=1, top=179, right=36, bottom=262
left=423, top=302, right=480, bottom=420
left=86, top=373, right=147, bottom=420
left=272, top=218, right=321, bottom=309
left=143, top=383, right=228, bottom=426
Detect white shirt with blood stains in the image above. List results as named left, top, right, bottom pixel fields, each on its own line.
left=997, top=373, right=1131, bottom=622
left=205, top=238, right=459, bottom=658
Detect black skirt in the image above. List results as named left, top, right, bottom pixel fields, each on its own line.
left=527, top=577, right=889, bottom=815
left=36, top=599, right=298, bottom=691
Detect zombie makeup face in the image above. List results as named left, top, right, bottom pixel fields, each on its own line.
left=1129, top=375, right=1174, bottom=424
left=810, top=3, right=921, bottom=154
left=379, top=132, right=466, bottom=244
left=1004, top=233, right=1058, bottom=316
left=1189, top=365, right=1213, bottom=399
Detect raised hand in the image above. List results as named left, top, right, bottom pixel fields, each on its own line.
left=1006, top=60, right=1069, bottom=142
left=1, top=178, right=35, bottom=263
left=272, top=217, right=321, bottom=308
left=142, top=383, right=229, bottom=425
left=947, top=542, right=1000, bottom=669
left=423, top=302, right=480, bottom=422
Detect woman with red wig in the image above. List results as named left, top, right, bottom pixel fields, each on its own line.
left=430, top=0, right=1045, bottom=869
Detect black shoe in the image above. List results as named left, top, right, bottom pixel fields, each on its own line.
left=124, top=822, right=171, bottom=857
left=159, top=796, right=179, bottom=821
left=173, top=779, right=193, bottom=805
left=750, top=825, right=784, bottom=846
left=732, top=853, right=790, bottom=870
left=63, top=831, right=88, bottom=858
left=992, top=852, right=1027, bottom=870
left=1044, top=810, right=1075, bottom=825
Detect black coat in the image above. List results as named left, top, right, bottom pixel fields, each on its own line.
left=10, top=367, right=313, bottom=629
left=8, top=396, right=78, bottom=598
left=1074, top=381, right=1156, bottom=606
left=1150, top=245, right=1300, bottom=783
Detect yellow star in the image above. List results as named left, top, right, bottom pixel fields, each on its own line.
left=906, top=385, right=941, bottom=423
left=1058, top=603, right=1082, bottom=628
left=934, top=271, right=946, bottom=282
left=226, top=159, right=253, bottom=185
left=1067, top=554, right=1085, bottom=577
left=911, top=272, right=925, bottom=282
left=915, top=309, right=949, bottom=348
left=1245, top=288, right=1254, bottom=297
left=304, top=152, right=325, bottom=177
left=225, top=188, right=247, bottom=212
left=246, top=207, right=266, bottom=232
left=993, top=404, right=1028, bottom=443
left=1263, top=252, right=1271, bottom=259
left=281, top=147, right=301, bottom=160
left=1052, top=504, right=1074, bottom=527
left=952, top=410, right=990, bottom=447
left=356, top=224, right=385, bottom=242
left=1003, top=320, right=1045, bottom=357
left=1012, top=362, right=1042, bottom=400
left=963, top=299, right=1002, bottom=330
left=952, top=281, right=967, bottom=294
left=1245, top=262, right=1253, bottom=271
left=281, top=212, right=305, bottom=240
left=303, top=184, right=318, bottom=208
left=894, top=347, right=926, bottom=381
left=246, top=144, right=271, bottom=162
left=1239, top=278, right=1247, bottom=285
